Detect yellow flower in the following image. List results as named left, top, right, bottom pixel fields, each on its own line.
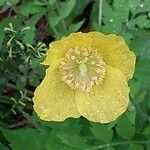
left=33, top=32, right=136, bottom=123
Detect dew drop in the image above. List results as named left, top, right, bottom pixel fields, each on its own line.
left=140, top=3, right=144, bottom=8
left=109, top=19, right=113, bottom=23
left=130, top=5, right=133, bottom=8
left=83, top=112, right=87, bottom=115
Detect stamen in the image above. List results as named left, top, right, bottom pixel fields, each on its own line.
left=71, top=56, right=75, bottom=60
left=91, top=61, right=95, bottom=65
left=59, top=47, right=106, bottom=92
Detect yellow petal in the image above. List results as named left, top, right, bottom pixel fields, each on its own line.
left=42, top=32, right=92, bottom=65
left=75, top=65, right=129, bottom=123
left=33, top=60, right=80, bottom=121
left=87, top=32, right=136, bottom=80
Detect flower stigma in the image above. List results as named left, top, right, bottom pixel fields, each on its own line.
left=59, top=47, right=106, bottom=92
left=79, top=62, right=88, bottom=76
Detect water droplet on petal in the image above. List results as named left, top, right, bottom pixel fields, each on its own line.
left=96, top=110, right=100, bottom=113
left=90, top=113, right=93, bottom=117
left=99, top=95, right=102, bottom=98
left=85, top=101, right=90, bottom=105
left=83, top=112, right=87, bottom=115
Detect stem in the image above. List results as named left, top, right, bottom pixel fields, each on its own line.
left=98, top=0, right=103, bottom=25
left=87, top=140, right=150, bottom=150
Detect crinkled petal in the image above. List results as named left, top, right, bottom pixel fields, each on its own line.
left=87, top=32, right=136, bottom=80
left=75, top=65, right=129, bottom=123
left=33, top=60, right=80, bottom=121
left=43, top=32, right=92, bottom=65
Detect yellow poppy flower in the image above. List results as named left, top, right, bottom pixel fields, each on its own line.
left=33, top=32, right=136, bottom=123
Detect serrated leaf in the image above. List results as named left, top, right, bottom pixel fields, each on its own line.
left=90, top=123, right=113, bottom=143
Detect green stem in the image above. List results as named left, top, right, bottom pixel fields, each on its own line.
left=98, top=0, right=103, bottom=25
left=87, top=140, right=150, bottom=150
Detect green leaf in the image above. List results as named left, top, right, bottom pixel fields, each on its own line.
left=28, top=72, right=40, bottom=87
left=2, top=128, right=45, bottom=150
left=126, top=110, right=136, bottom=125
left=59, top=0, right=76, bottom=19
left=116, top=113, right=135, bottom=139
left=0, top=0, right=5, bottom=7
left=128, top=144, right=144, bottom=150
left=142, top=125, right=150, bottom=135
left=135, top=59, right=150, bottom=87
left=129, top=80, right=141, bottom=99
left=48, top=11, right=61, bottom=27
left=71, top=0, right=91, bottom=18
left=129, top=30, right=150, bottom=59
left=129, top=15, right=150, bottom=28
left=20, top=25, right=36, bottom=44
left=0, top=143, right=9, bottom=150
left=67, top=20, right=84, bottom=34
left=90, top=122, right=113, bottom=143
left=57, top=133, right=87, bottom=149
left=105, top=147, right=116, bottom=150
left=16, top=75, right=27, bottom=90
left=44, top=132, right=73, bottom=150
left=19, top=1, right=45, bottom=17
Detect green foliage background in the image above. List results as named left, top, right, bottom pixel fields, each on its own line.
left=0, top=0, right=150, bottom=149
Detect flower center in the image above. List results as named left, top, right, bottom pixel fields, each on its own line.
left=79, top=63, right=88, bottom=76
left=59, top=47, right=106, bottom=92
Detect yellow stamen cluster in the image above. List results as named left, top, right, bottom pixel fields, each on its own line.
left=59, top=47, right=106, bottom=92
